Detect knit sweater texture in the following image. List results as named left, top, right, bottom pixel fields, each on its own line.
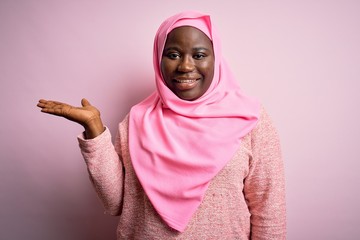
left=78, top=107, right=286, bottom=239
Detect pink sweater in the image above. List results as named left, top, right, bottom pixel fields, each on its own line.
left=78, top=107, right=286, bottom=239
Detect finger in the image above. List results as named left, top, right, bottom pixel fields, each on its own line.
left=40, top=108, right=58, bottom=115
left=37, top=102, right=45, bottom=108
left=37, top=100, right=63, bottom=110
left=81, top=98, right=91, bottom=107
left=37, top=101, right=53, bottom=109
left=39, top=104, right=58, bottom=113
left=37, top=99, right=48, bottom=107
left=40, top=104, right=70, bottom=117
left=38, top=99, right=62, bottom=104
left=37, top=100, right=52, bottom=108
left=37, top=102, right=53, bottom=109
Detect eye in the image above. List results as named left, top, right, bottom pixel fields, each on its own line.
left=166, top=52, right=181, bottom=60
left=193, top=53, right=206, bottom=60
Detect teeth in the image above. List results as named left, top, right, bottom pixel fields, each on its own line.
left=175, top=79, right=196, bottom=83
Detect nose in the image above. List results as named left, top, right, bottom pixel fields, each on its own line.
left=177, top=55, right=195, bottom=72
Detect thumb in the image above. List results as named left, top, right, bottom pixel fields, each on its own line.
left=81, top=98, right=91, bottom=107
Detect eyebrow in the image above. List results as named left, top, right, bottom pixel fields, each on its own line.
left=193, top=47, right=211, bottom=52
left=163, top=46, right=211, bottom=52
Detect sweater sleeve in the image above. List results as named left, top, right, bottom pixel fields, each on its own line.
left=244, top=107, right=286, bottom=239
left=77, top=127, right=124, bottom=216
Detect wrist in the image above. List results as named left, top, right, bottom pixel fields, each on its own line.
left=84, top=116, right=105, bottom=139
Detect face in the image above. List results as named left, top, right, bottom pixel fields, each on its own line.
left=161, top=26, right=215, bottom=101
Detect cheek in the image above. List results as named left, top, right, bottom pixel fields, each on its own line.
left=160, top=59, right=173, bottom=79
left=160, top=59, right=175, bottom=89
left=200, top=60, right=215, bottom=80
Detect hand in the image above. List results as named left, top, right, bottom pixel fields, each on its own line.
left=37, top=98, right=105, bottom=139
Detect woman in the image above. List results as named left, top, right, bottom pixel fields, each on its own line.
left=37, top=11, right=286, bottom=239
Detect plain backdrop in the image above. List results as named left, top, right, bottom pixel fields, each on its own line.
left=1, top=1, right=359, bottom=239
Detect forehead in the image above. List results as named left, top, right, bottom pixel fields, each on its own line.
left=165, top=26, right=213, bottom=48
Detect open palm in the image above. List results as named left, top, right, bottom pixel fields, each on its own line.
left=37, top=98, right=100, bottom=127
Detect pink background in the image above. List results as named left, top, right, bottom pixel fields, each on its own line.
left=1, top=1, right=359, bottom=239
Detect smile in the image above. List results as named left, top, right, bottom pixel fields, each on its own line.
left=174, top=79, right=197, bottom=83
left=173, top=78, right=199, bottom=90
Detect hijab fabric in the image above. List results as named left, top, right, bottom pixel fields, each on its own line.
left=129, top=11, right=260, bottom=232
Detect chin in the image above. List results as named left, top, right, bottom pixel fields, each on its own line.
left=176, top=92, right=201, bottom=101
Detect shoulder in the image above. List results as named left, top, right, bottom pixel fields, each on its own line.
left=119, top=114, right=130, bottom=128
left=251, top=105, right=279, bottom=138
left=241, top=105, right=280, bottom=153
left=117, top=114, right=130, bottom=139
left=249, top=105, right=282, bottom=158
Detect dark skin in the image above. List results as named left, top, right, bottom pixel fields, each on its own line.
left=161, top=26, right=214, bottom=101
left=37, top=26, right=215, bottom=138
left=37, top=98, right=104, bottom=139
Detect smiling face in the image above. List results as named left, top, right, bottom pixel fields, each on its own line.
left=161, top=26, right=215, bottom=101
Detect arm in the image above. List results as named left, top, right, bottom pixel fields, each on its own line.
left=37, top=98, right=104, bottom=139
left=78, top=127, right=124, bottom=215
left=244, top=108, right=286, bottom=239
left=37, top=98, right=124, bottom=214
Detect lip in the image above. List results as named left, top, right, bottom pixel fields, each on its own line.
left=173, top=78, right=200, bottom=91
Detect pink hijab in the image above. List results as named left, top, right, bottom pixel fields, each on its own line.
left=129, top=11, right=260, bottom=232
